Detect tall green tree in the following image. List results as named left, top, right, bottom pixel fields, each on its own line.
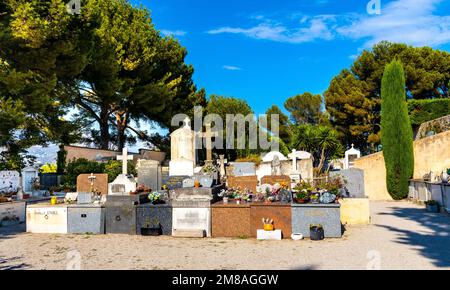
left=325, top=41, right=450, bottom=154
left=73, top=0, right=199, bottom=150
left=284, top=92, right=325, bottom=125
left=206, top=95, right=256, bottom=160
left=264, top=105, right=291, bottom=145
left=381, top=60, right=414, bottom=200
left=0, top=0, right=84, bottom=169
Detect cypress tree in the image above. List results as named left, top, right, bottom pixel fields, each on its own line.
left=381, top=60, right=414, bottom=200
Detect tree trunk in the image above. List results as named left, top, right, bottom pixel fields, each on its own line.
left=99, top=105, right=110, bottom=150
left=317, top=147, right=326, bottom=173
left=116, top=111, right=128, bottom=151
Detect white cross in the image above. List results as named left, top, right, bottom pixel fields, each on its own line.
left=117, top=147, right=134, bottom=175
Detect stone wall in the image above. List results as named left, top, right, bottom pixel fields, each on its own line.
left=354, top=130, right=450, bottom=200
left=64, top=145, right=166, bottom=163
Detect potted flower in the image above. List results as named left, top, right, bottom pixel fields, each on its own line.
left=141, top=218, right=162, bottom=236
left=262, top=218, right=274, bottom=231
left=310, top=193, right=320, bottom=204
left=310, top=224, right=325, bottom=241
left=294, top=191, right=310, bottom=204
left=425, top=200, right=439, bottom=213
left=148, top=192, right=165, bottom=205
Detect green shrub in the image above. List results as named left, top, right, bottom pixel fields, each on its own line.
left=65, top=158, right=106, bottom=188
left=408, top=99, right=450, bottom=127
left=104, top=160, right=137, bottom=182
left=381, top=60, right=414, bottom=200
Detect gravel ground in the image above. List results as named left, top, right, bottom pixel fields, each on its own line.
left=1, top=201, right=449, bottom=270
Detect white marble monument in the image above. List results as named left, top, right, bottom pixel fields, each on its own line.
left=169, top=117, right=196, bottom=176
left=108, top=147, right=137, bottom=195
left=344, top=144, right=361, bottom=169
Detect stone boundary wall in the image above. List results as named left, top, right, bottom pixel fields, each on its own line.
left=354, top=130, right=450, bottom=200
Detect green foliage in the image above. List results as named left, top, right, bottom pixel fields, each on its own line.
left=206, top=95, right=256, bottom=160
left=407, top=99, right=450, bottom=127
left=290, top=125, right=343, bottom=173
left=284, top=93, right=324, bottom=125
left=325, top=41, right=450, bottom=154
left=104, top=160, right=137, bottom=183
left=65, top=158, right=106, bottom=188
left=56, top=146, right=67, bottom=175
left=264, top=105, right=291, bottom=145
left=381, top=60, right=414, bottom=200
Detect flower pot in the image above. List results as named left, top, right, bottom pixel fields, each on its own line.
left=141, top=227, right=162, bottom=236
left=263, top=224, right=274, bottom=231
left=426, top=204, right=439, bottom=213
left=310, top=226, right=325, bottom=241
left=294, top=198, right=310, bottom=204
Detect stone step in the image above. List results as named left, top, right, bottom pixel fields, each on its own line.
left=172, top=229, right=206, bottom=238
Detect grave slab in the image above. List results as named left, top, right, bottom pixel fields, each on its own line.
left=136, top=204, right=172, bottom=235
left=0, top=201, right=26, bottom=226
left=250, top=203, right=291, bottom=239
left=172, top=208, right=211, bottom=237
left=291, top=203, right=341, bottom=238
left=77, top=173, right=108, bottom=195
left=26, top=204, right=68, bottom=234
left=211, top=201, right=251, bottom=238
left=67, top=204, right=105, bottom=234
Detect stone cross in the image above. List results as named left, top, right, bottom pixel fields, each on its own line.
left=199, top=123, right=219, bottom=163
left=117, top=147, right=134, bottom=175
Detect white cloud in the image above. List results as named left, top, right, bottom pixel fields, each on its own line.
left=338, top=0, right=450, bottom=47
left=207, top=15, right=336, bottom=44
left=160, top=29, right=187, bottom=37
left=222, top=65, right=243, bottom=71
left=206, top=0, right=450, bottom=47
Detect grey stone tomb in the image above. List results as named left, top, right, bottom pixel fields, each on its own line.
left=137, top=159, right=161, bottom=191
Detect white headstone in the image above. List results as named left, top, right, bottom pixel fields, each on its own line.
left=262, top=151, right=288, bottom=162
left=169, top=117, right=196, bottom=176
left=344, top=144, right=361, bottom=169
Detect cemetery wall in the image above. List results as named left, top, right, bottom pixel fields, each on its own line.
left=64, top=145, right=166, bottom=163
left=355, top=130, right=450, bottom=200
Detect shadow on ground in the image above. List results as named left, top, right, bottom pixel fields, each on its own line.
left=378, top=206, right=450, bottom=268
left=0, top=256, right=30, bottom=270
left=0, top=223, right=26, bottom=240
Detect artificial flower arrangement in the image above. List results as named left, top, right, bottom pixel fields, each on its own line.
left=219, top=187, right=254, bottom=204
left=148, top=191, right=165, bottom=205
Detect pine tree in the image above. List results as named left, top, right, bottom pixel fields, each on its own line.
left=381, top=60, right=414, bottom=200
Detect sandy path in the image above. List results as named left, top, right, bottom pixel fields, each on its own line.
left=1, top=201, right=449, bottom=270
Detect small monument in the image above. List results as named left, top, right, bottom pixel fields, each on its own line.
left=169, top=117, right=196, bottom=177
left=198, top=122, right=219, bottom=166
left=108, top=147, right=137, bottom=195
left=137, top=159, right=161, bottom=191
left=288, top=150, right=312, bottom=183
left=344, top=144, right=361, bottom=169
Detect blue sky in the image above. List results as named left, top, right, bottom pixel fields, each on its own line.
left=30, top=0, right=450, bottom=163
left=133, top=0, right=450, bottom=115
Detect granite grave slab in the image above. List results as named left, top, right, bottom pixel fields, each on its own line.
left=291, top=203, right=342, bottom=238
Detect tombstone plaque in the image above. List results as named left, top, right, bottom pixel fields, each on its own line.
left=137, top=159, right=161, bottom=191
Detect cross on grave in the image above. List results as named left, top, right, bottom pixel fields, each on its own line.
left=88, top=173, right=96, bottom=192
left=199, top=123, right=219, bottom=163
left=117, top=147, right=134, bottom=175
